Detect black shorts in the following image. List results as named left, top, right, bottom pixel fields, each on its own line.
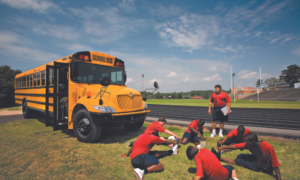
left=182, top=132, right=200, bottom=142
left=212, top=107, right=228, bottom=122
left=223, top=165, right=234, bottom=178
left=234, top=154, right=273, bottom=174
left=131, top=152, right=159, bottom=169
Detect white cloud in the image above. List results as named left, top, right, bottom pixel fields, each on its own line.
left=292, top=47, right=300, bottom=57
left=118, top=0, right=136, bottom=12
left=202, top=74, right=222, bottom=81
left=126, top=78, right=134, bottom=84
left=183, top=77, right=200, bottom=82
left=65, top=44, right=93, bottom=52
left=237, top=70, right=258, bottom=79
left=209, top=66, right=217, bottom=71
left=148, top=79, right=161, bottom=85
left=167, top=72, right=177, bottom=77
left=32, top=24, right=81, bottom=40
left=0, top=0, right=58, bottom=14
left=149, top=5, right=182, bottom=17
left=213, top=46, right=238, bottom=53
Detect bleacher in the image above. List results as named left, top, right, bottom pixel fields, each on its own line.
left=241, top=88, right=300, bottom=101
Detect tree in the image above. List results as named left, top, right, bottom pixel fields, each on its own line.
left=264, top=77, right=283, bottom=87
left=0, top=65, right=22, bottom=108
left=279, top=64, right=300, bottom=87
left=155, top=91, right=161, bottom=99
left=255, top=79, right=263, bottom=88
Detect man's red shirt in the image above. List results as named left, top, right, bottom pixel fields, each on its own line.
left=130, top=133, right=165, bottom=161
left=195, top=148, right=229, bottom=180
left=143, top=121, right=165, bottom=135
left=227, top=128, right=251, bottom=139
left=210, top=91, right=231, bottom=108
left=185, top=119, right=204, bottom=134
left=234, top=140, right=280, bottom=171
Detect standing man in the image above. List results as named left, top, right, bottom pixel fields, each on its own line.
left=208, top=84, right=231, bottom=138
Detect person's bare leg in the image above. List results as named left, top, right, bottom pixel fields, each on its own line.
left=220, top=157, right=236, bottom=165
left=220, top=122, right=224, bottom=129
left=120, top=147, right=133, bottom=157
left=154, top=150, right=173, bottom=159
left=231, top=169, right=238, bottom=179
left=180, top=138, right=188, bottom=145
left=147, top=162, right=164, bottom=173
left=193, top=139, right=200, bottom=146
left=212, top=121, right=217, bottom=129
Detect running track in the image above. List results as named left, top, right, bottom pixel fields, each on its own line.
left=148, top=105, right=300, bottom=130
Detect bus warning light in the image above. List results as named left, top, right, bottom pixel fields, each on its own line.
left=79, top=55, right=84, bottom=60
left=84, top=55, right=89, bottom=61
left=87, top=91, right=92, bottom=98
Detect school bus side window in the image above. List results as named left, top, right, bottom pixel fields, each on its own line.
left=41, top=71, right=45, bottom=86
left=27, top=75, right=30, bottom=87
left=37, top=72, right=40, bottom=86
left=30, top=74, right=33, bottom=87
left=33, top=73, right=36, bottom=86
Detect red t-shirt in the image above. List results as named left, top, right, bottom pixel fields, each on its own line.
left=185, top=119, right=204, bottom=134
left=195, top=148, right=229, bottom=179
left=234, top=141, right=280, bottom=171
left=227, top=128, right=251, bottom=139
left=143, top=121, right=165, bottom=135
left=210, top=91, right=231, bottom=108
left=130, top=133, right=165, bottom=161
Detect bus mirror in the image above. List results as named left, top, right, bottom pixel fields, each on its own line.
left=124, top=71, right=127, bottom=83
left=100, top=76, right=111, bottom=86
left=154, top=81, right=159, bottom=89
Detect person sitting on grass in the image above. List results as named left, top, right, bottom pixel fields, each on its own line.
left=212, top=133, right=281, bottom=180
left=169, top=119, right=205, bottom=148
left=186, top=146, right=239, bottom=180
left=217, top=125, right=251, bottom=153
left=120, top=116, right=179, bottom=157
left=131, top=133, right=179, bottom=180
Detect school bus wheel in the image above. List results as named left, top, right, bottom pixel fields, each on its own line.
left=73, top=109, right=102, bottom=143
left=22, top=100, right=33, bottom=119
left=123, top=118, right=145, bottom=131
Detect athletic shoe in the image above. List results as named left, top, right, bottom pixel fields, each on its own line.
left=129, top=141, right=135, bottom=147
left=210, top=132, right=216, bottom=138
left=171, top=144, right=178, bottom=155
left=219, top=132, right=223, bottom=138
left=197, top=141, right=206, bottom=149
left=211, top=147, right=220, bottom=160
left=175, top=137, right=180, bottom=144
left=133, top=168, right=144, bottom=180
left=168, top=136, right=176, bottom=140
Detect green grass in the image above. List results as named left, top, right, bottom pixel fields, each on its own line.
left=1, top=120, right=299, bottom=180
left=147, top=99, right=300, bottom=109
left=0, top=106, right=22, bottom=111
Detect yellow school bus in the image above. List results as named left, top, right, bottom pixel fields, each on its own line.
left=14, top=51, right=153, bottom=143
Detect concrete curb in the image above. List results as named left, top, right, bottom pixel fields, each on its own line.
left=145, top=117, right=300, bottom=138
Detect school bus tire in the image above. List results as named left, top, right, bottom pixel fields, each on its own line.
left=73, top=109, right=102, bottom=143
left=22, top=100, right=33, bottom=119
left=123, top=118, right=145, bottom=131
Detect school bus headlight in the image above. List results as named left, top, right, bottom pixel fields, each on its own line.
left=93, top=106, right=116, bottom=113
left=144, top=103, right=148, bottom=110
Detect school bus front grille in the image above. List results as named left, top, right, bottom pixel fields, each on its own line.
left=117, top=95, right=143, bottom=110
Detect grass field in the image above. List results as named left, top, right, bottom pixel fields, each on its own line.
left=1, top=119, right=299, bottom=180
left=147, top=99, right=300, bottom=109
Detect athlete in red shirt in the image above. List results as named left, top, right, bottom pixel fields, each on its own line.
left=208, top=84, right=231, bottom=138
left=214, top=133, right=281, bottom=180
left=186, top=146, right=238, bottom=180
left=217, top=125, right=251, bottom=153
left=131, top=133, right=179, bottom=180
left=178, top=119, right=205, bottom=146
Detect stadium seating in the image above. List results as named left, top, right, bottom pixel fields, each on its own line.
left=241, top=88, right=300, bottom=101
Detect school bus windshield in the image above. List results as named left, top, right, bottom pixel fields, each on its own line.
left=71, top=61, right=125, bottom=85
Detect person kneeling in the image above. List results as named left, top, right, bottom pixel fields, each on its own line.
left=131, top=133, right=179, bottom=180
left=186, top=146, right=238, bottom=180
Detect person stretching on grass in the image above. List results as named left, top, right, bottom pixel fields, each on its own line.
left=186, top=146, right=239, bottom=180
left=131, top=133, right=179, bottom=180
left=212, top=133, right=281, bottom=180
left=120, top=116, right=179, bottom=157
left=217, top=125, right=251, bottom=153
left=169, top=119, right=205, bottom=148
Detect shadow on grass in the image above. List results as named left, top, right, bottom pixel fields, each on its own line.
left=188, top=167, right=196, bottom=174
left=35, top=115, right=146, bottom=144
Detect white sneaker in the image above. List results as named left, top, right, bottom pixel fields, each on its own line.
left=133, top=168, right=144, bottom=180
left=168, top=136, right=176, bottom=140
left=197, top=141, right=206, bottom=149
left=171, top=144, right=178, bottom=155
left=210, top=133, right=216, bottom=138
left=219, top=132, right=223, bottom=138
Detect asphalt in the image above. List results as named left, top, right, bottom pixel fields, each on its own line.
left=147, top=104, right=300, bottom=138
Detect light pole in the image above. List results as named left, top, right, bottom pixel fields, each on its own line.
left=142, top=74, right=144, bottom=92
left=232, top=73, right=235, bottom=102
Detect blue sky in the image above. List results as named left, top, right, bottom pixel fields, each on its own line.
left=0, top=0, right=299, bottom=92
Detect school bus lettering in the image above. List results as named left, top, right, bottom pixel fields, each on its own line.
left=14, top=51, right=150, bottom=143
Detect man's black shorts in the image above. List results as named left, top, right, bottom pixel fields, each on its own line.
left=212, top=107, right=228, bottom=122
left=131, top=152, right=159, bottom=169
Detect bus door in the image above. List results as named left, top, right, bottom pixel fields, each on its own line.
left=46, top=62, right=68, bottom=130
